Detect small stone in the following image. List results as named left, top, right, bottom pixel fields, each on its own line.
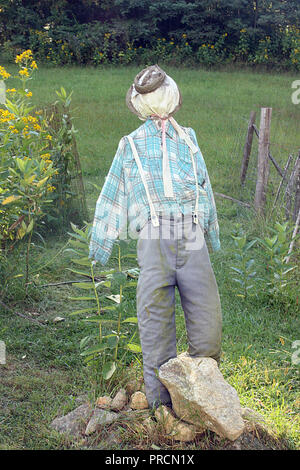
left=53, top=316, right=65, bottom=323
left=106, top=294, right=121, bottom=303
left=125, top=377, right=144, bottom=396
left=96, top=396, right=112, bottom=409
left=155, top=405, right=198, bottom=442
left=129, top=391, right=149, bottom=410
left=110, top=388, right=127, bottom=411
left=51, top=403, right=92, bottom=437
left=85, top=408, right=119, bottom=435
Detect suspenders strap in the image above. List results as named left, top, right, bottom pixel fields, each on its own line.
left=189, top=147, right=199, bottom=224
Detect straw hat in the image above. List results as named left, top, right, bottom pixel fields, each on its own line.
left=126, top=64, right=182, bottom=120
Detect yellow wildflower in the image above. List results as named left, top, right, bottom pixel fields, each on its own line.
left=30, top=60, right=38, bottom=69
left=19, top=68, right=30, bottom=77
left=0, top=66, right=11, bottom=79
left=15, top=49, right=33, bottom=64
left=46, top=134, right=52, bottom=140
left=0, top=109, right=15, bottom=122
left=40, top=153, right=51, bottom=160
left=27, top=115, right=37, bottom=123
left=33, top=123, right=41, bottom=131
left=26, top=91, right=33, bottom=97
left=182, top=33, right=187, bottom=38
left=6, top=88, right=16, bottom=93
left=47, top=185, right=56, bottom=192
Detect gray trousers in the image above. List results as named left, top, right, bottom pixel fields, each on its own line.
left=136, top=214, right=222, bottom=408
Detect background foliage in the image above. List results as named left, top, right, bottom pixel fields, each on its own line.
left=0, top=0, right=300, bottom=69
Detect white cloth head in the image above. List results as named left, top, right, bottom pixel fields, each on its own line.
left=130, top=75, right=180, bottom=121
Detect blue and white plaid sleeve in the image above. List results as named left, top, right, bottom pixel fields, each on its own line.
left=189, top=128, right=221, bottom=251
left=89, top=138, right=127, bottom=265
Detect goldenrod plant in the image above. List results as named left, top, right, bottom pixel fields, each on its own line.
left=0, top=51, right=56, bottom=285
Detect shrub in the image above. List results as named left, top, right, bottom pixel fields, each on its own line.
left=0, top=50, right=86, bottom=294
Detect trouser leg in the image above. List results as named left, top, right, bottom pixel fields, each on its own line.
left=136, top=220, right=177, bottom=408
left=176, top=221, right=222, bottom=363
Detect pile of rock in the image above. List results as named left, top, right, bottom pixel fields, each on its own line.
left=50, top=377, right=150, bottom=438
left=51, top=353, right=266, bottom=444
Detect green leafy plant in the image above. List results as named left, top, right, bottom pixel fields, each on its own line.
left=230, top=225, right=258, bottom=300
left=256, top=221, right=298, bottom=299
left=65, top=222, right=142, bottom=388
left=230, top=224, right=256, bottom=300
left=0, top=51, right=57, bottom=286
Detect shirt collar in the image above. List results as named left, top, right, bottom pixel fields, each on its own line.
left=144, top=117, right=176, bottom=140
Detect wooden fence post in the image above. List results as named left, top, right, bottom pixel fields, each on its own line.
left=240, top=110, right=256, bottom=186
left=254, top=107, right=272, bottom=213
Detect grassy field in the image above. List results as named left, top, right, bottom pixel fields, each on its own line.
left=0, top=64, right=299, bottom=450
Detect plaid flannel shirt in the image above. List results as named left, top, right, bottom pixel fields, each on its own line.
left=89, top=118, right=220, bottom=265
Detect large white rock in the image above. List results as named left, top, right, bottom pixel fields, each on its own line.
left=158, top=353, right=245, bottom=441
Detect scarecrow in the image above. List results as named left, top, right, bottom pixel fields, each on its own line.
left=89, top=65, right=222, bottom=409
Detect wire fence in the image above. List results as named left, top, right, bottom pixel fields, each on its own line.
left=228, top=109, right=300, bottom=224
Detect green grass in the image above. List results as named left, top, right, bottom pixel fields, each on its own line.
left=0, top=63, right=299, bottom=450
